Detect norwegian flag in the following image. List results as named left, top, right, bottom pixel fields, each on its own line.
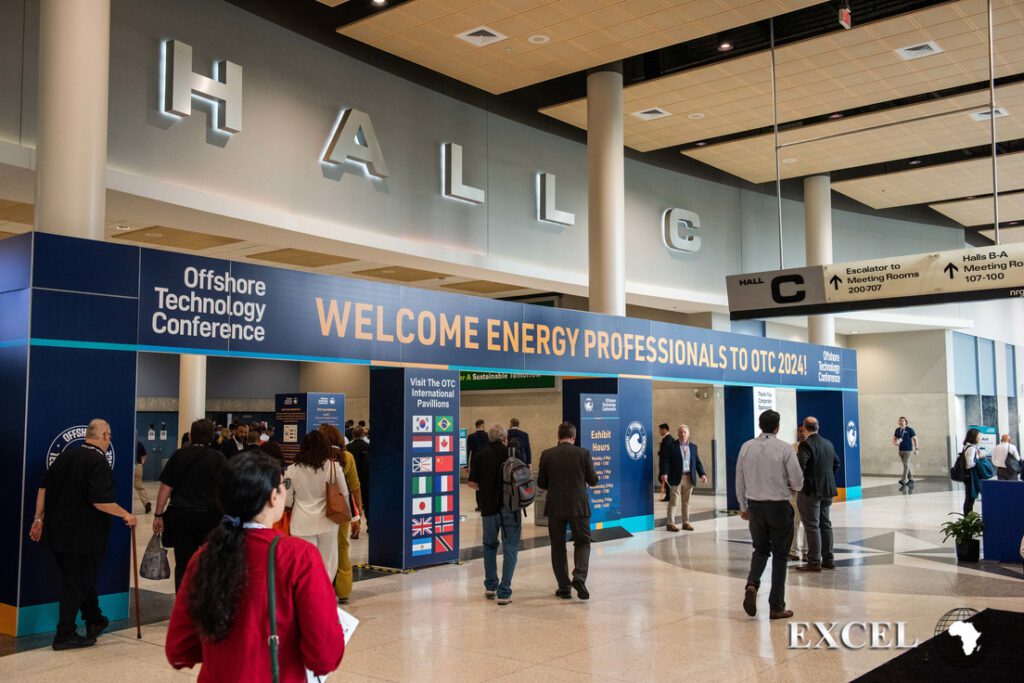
left=411, top=516, right=433, bottom=537
left=434, top=514, right=454, bottom=534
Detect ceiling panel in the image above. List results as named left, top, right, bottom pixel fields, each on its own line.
left=111, top=225, right=244, bottom=250
left=979, top=225, right=1024, bottom=241
left=440, top=279, right=523, bottom=293
left=246, top=248, right=357, bottom=268
left=684, top=81, right=1024, bottom=184
left=353, top=265, right=449, bottom=282
left=929, top=189, right=1024, bottom=226
left=0, top=200, right=33, bottom=223
left=542, top=0, right=1024, bottom=151
left=832, top=150, right=1024, bottom=209
left=338, top=0, right=821, bottom=95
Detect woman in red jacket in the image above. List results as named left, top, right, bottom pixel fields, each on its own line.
left=166, top=452, right=345, bottom=681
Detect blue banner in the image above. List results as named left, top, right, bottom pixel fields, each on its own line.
left=580, top=394, right=620, bottom=525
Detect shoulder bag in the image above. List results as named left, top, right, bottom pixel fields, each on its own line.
left=975, top=451, right=996, bottom=479
left=325, top=459, right=352, bottom=525
left=1006, top=447, right=1022, bottom=474
left=267, top=536, right=281, bottom=683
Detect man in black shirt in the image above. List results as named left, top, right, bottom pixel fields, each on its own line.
left=468, top=425, right=520, bottom=605
left=29, top=419, right=137, bottom=650
left=219, top=422, right=247, bottom=458
left=152, top=419, right=228, bottom=590
left=656, top=423, right=675, bottom=501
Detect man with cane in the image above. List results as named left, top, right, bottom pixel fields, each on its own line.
left=29, top=419, right=137, bottom=650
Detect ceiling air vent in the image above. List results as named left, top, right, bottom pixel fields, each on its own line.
left=970, top=107, right=1009, bottom=122
left=895, top=41, right=943, bottom=61
left=456, top=26, right=507, bottom=47
left=631, top=107, right=672, bottom=121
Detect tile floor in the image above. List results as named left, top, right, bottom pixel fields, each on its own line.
left=2, top=478, right=1020, bottom=682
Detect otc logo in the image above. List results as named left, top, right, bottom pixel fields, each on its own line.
left=47, top=425, right=115, bottom=469
left=624, top=422, right=647, bottom=460
left=583, top=397, right=594, bottom=412
left=846, top=420, right=858, bottom=448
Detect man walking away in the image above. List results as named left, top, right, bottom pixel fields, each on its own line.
left=657, top=423, right=674, bottom=502
left=660, top=424, right=707, bottom=531
left=28, top=419, right=137, bottom=650
left=795, top=417, right=840, bottom=573
left=507, top=418, right=532, bottom=466
left=467, top=419, right=489, bottom=511
left=134, top=440, right=152, bottom=514
left=992, top=434, right=1021, bottom=481
left=468, top=425, right=521, bottom=605
left=538, top=422, right=598, bottom=600
left=736, top=410, right=803, bottom=620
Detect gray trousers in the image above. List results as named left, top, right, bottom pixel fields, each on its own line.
left=899, top=451, right=913, bottom=481
left=797, top=492, right=833, bottom=565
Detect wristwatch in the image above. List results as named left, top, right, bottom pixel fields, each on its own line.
left=154, top=512, right=164, bottom=518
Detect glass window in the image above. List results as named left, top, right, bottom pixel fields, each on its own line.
left=953, top=332, right=978, bottom=396
left=1007, top=344, right=1017, bottom=398
left=978, top=338, right=996, bottom=396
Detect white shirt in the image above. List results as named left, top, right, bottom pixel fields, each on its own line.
left=991, top=443, right=1019, bottom=468
left=285, top=460, right=348, bottom=536
left=681, top=442, right=691, bottom=472
left=963, top=445, right=978, bottom=469
left=735, top=433, right=804, bottom=511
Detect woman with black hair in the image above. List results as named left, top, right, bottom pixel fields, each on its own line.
left=962, top=428, right=982, bottom=515
left=166, top=452, right=344, bottom=681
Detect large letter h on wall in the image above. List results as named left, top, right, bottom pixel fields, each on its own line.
left=162, top=40, right=242, bottom=134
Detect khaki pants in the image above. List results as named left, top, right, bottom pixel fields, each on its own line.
left=667, top=474, right=694, bottom=525
left=133, top=463, right=149, bottom=506
left=334, top=522, right=352, bottom=600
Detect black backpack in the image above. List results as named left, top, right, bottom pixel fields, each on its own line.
left=949, top=449, right=967, bottom=483
left=502, top=448, right=536, bottom=514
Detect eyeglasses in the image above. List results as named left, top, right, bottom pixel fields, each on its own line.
left=281, top=477, right=292, bottom=491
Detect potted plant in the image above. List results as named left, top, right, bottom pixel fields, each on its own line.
left=940, top=511, right=983, bottom=562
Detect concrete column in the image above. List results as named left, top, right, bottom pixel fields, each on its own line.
left=178, top=354, right=207, bottom=433
left=804, top=174, right=836, bottom=346
left=34, top=0, right=111, bottom=239
left=586, top=64, right=626, bottom=316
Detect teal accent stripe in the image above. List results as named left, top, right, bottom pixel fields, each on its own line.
left=591, top=514, right=655, bottom=534
left=843, top=486, right=863, bottom=501
left=30, top=338, right=137, bottom=352
left=17, top=592, right=128, bottom=637
left=0, top=338, right=29, bottom=348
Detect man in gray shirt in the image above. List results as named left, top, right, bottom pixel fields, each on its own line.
left=736, top=409, right=804, bottom=620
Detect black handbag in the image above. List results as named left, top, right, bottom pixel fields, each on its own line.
left=949, top=450, right=967, bottom=483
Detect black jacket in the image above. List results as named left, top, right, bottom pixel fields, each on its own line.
left=537, top=442, right=598, bottom=518
left=466, top=429, right=489, bottom=466
left=507, top=428, right=532, bottom=465
left=798, top=433, right=839, bottom=499
left=657, top=434, right=676, bottom=480
left=659, top=440, right=706, bottom=487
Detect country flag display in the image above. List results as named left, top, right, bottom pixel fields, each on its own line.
left=411, top=517, right=433, bottom=537
left=412, top=476, right=432, bottom=495
left=412, top=539, right=432, bottom=556
left=436, top=474, right=454, bottom=493
left=412, top=457, right=433, bottom=473
left=434, top=514, right=454, bottom=534
left=434, top=416, right=453, bottom=433
left=435, top=494, right=454, bottom=513
left=434, top=455, right=454, bottom=472
left=411, top=496, right=432, bottom=516
left=412, top=436, right=432, bottom=450
left=412, top=415, right=432, bottom=433
left=435, top=435, right=453, bottom=452
left=434, top=535, right=454, bottom=553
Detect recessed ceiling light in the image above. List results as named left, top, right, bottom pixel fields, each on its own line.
left=850, top=330, right=860, bottom=334
left=829, top=112, right=843, bottom=119
left=718, top=40, right=733, bottom=52
left=372, top=0, right=386, bottom=6
left=909, top=159, right=922, bottom=166
left=687, top=112, right=705, bottom=120
left=782, top=157, right=798, bottom=164
left=695, top=141, right=707, bottom=147
left=114, top=224, right=131, bottom=231
left=528, top=35, right=550, bottom=44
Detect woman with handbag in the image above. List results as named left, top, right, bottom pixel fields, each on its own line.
left=318, top=423, right=362, bottom=603
left=962, top=428, right=983, bottom=516
left=166, top=451, right=344, bottom=681
left=285, top=431, right=349, bottom=580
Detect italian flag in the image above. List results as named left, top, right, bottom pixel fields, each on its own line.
left=435, top=494, right=453, bottom=513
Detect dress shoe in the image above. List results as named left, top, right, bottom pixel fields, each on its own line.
left=821, top=560, right=836, bottom=570
left=769, top=609, right=794, bottom=620
left=742, top=585, right=757, bottom=617
left=666, top=524, right=680, bottom=532
left=898, top=479, right=906, bottom=487
left=555, top=589, right=572, bottom=600
left=682, top=523, right=694, bottom=531
left=85, top=616, right=109, bottom=640
left=144, top=502, right=152, bottom=514
left=787, top=553, right=799, bottom=561
left=52, top=634, right=96, bottom=651
left=795, top=563, right=822, bottom=573
left=571, top=578, right=590, bottom=600
left=659, top=496, right=670, bottom=502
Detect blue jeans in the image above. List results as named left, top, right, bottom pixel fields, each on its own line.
left=482, top=506, right=521, bottom=599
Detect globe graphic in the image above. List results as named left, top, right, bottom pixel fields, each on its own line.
left=934, top=607, right=979, bottom=636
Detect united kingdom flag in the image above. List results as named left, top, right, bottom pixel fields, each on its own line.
left=434, top=514, right=454, bottom=534
left=411, top=516, right=433, bottom=537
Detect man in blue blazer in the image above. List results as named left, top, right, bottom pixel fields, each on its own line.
left=659, top=424, right=707, bottom=531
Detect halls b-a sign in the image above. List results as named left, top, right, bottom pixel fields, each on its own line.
left=727, top=243, right=1024, bottom=319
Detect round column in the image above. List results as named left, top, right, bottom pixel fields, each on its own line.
left=587, top=64, right=626, bottom=316
left=804, top=174, right=836, bottom=346
left=34, top=0, right=111, bottom=238
left=178, top=354, right=207, bottom=434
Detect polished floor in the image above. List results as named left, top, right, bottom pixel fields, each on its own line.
left=2, top=477, right=1021, bottom=681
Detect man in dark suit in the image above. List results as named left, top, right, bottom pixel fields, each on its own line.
left=537, top=422, right=598, bottom=600
left=507, top=418, right=532, bottom=466
left=659, top=424, right=707, bottom=532
left=656, top=423, right=674, bottom=501
left=466, top=419, right=489, bottom=511
left=794, top=417, right=840, bottom=572
left=219, top=422, right=247, bottom=458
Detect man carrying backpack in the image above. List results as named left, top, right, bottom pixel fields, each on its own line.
left=468, top=424, right=529, bottom=605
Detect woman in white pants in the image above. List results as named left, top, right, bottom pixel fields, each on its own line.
left=285, top=430, right=348, bottom=581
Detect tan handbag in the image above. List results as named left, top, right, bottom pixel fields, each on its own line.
left=325, top=458, right=352, bottom=525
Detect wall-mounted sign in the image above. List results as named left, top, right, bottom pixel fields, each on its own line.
left=161, top=40, right=242, bottom=135
left=459, top=371, right=556, bottom=391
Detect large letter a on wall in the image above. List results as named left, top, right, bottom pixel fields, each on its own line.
left=322, top=109, right=389, bottom=178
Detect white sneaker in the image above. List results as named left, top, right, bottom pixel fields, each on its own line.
left=484, top=590, right=496, bottom=599
left=496, top=596, right=511, bottom=605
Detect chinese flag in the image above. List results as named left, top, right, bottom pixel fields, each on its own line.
left=434, top=455, right=454, bottom=472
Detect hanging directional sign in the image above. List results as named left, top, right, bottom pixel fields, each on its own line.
left=727, top=242, right=1024, bottom=320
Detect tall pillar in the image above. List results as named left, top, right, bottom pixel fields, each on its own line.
left=804, top=174, right=836, bottom=346
left=178, top=354, right=207, bottom=432
left=34, top=0, right=111, bottom=239
left=587, top=64, right=626, bottom=316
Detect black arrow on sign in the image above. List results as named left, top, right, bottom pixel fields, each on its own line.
left=944, top=262, right=959, bottom=279
left=829, top=274, right=842, bottom=290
